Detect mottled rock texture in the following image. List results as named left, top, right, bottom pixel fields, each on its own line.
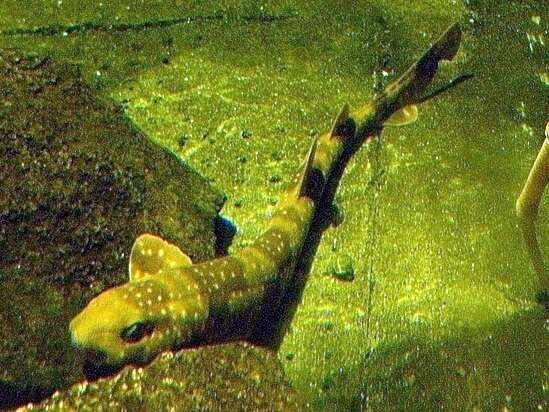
left=0, top=50, right=224, bottom=408
left=21, top=343, right=307, bottom=412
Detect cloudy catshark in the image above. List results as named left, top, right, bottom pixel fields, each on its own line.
left=70, top=23, right=468, bottom=370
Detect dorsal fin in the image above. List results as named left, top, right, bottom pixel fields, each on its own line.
left=129, top=234, right=192, bottom=282
left=298, top=137, right=319, bottom=198
left=297, top=105, right=349, bottom=198
left=330, top=104, right=350, bottom=138
left=385, top=104, right=418, bottom=126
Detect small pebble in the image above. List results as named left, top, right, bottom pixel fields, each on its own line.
left=240, top=130, right=252, bottom=139
left=177, top=134, right=189, bottom=148
left=330, top=255, right=355, bottom=281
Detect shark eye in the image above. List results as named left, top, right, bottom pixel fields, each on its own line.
left=121, top=321, right=154, bottom=343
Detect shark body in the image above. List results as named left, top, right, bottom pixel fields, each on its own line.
left=70, top=23, right=466, bottom=371
left=70, top=106, right=355, bottom=368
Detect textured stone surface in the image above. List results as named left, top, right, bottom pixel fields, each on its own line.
left=20, top=343, right=307, bottom=412
left=0, top=50, right=224, bottom=407
left=1, top=1, right=547, bottom=411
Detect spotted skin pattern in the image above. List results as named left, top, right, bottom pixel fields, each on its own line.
left=70, top=102, right=418, bottom=369
left=70, top=23, right=463, bottom=371
left=69, top=111, right=352, bottom=369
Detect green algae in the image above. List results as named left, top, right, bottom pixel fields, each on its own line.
left=1, top=1, right=548, bottom=411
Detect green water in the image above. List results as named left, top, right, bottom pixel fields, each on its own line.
left=1, top=1, right=547, bottom=410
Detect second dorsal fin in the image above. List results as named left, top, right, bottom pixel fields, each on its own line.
left=129, top=234, right=192, bottom=282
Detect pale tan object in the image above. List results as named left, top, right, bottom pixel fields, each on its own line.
left=516, top=122, right=549, bottom=290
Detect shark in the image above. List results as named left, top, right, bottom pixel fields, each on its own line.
left=70, top=23, right=469, bottom=371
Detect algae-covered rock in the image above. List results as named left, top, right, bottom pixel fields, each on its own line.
left=20, top=343, right=307, bottom=412
left=0, top=50, right=224, bottom=407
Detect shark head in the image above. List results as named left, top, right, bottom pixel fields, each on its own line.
left=70, top=234, right=208, bottom=371
left=71, top=279, right=182, bottom=368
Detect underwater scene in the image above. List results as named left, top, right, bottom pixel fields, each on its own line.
left=0, top=1, right=547, bottom=411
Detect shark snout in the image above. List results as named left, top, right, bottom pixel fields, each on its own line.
left=69, top=313, right=87, bottom=347
left=70, top=319, right=105, bottom=363
left=70, top=327, right=117, bottom=372
left=69, top=315, right=109, bottom=361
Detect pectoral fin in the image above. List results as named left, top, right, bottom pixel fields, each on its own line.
left=129, top=234, right=192, bottom=282
left=385, top=105, right=418, bottom=126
